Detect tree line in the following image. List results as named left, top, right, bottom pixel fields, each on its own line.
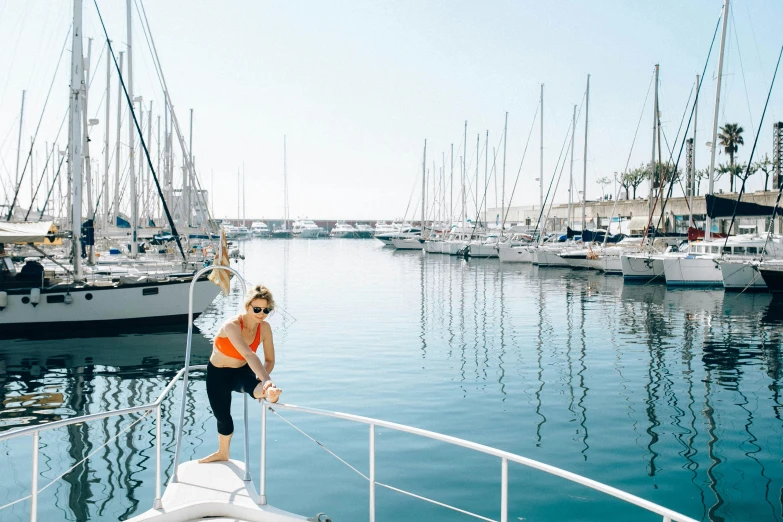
left=609, top=123, right=776, bottom=199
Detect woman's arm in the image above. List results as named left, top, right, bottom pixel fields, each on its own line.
left=224, top=322, right=272, bottom=383
left=261, top=322, right=275, bottom=375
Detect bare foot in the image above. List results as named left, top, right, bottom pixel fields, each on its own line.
left=266, top=386, right=282, bottom=403
left=198, top=451, right=229, bottom=463
left=254, top=382, right=283, bottom=403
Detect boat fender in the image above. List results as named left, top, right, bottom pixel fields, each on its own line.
left=0, top=291, right=6, bottom=311
left=306, top=514, right=331, bottom=522
left=64, top=293, right=73, bottom=305
left=30, top=288, right=41, bottom=307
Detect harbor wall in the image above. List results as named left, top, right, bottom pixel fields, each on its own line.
left=482, top=190, right=783, bottom=235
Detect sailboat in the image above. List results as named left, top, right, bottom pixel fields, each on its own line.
left=0, top=0, right=221, bottom=336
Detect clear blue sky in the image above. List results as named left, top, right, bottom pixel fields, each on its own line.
left=1, top=0, right=782, bottom=221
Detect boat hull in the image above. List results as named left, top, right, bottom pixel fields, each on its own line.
left=498, top=245, right=533, bottom=263
left=0, top=277, right=220, bottom=336
left=720, top=261, right=767, bottom=291
left=621, top=254, right=665, bottom=281
left=663, top=256, right=723, bottom=287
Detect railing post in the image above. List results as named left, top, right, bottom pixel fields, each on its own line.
left=31, top=432, right=39, bottom=522
left=154, top=406, right=163, bottom=509
left=259, top=402, right=267, bottom=505
left=501, top=457, right=508, bottom=522
left=369, top=424, right=376, bottom=522
left=243, top=393, right=250, bottom=481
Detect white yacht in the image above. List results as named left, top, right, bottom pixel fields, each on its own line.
left=329, top=221, right=358, bottom=238
left=250, top=221, right=270, bottom=237
left=292, top=220, right=322, bottom=238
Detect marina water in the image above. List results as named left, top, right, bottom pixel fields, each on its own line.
left=1, top=239, right=782, bottom=521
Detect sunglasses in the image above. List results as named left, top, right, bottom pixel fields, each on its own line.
left=252, top=306, right=272, bottom=314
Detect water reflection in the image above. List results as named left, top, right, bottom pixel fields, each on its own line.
left=1, top=241, right=783, bottom=521
left=414, top=252, right=783, bottom=521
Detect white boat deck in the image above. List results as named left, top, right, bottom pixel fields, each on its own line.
left=130, top=459, right=307, bottom=522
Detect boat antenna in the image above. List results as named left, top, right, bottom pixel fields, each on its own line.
left=92, top=0, right=187, bottom=261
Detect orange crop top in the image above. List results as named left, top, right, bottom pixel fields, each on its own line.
left=214, top=316, right=261, bottom=360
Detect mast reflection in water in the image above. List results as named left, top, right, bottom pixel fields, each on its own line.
left=1, top=240, right=782, bottom=521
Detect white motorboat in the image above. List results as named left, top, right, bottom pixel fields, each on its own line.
left=665, top=235, right=783, bottom=287
left=329, top=221, right=358, bottom=238
left=0, top=265, right=700, bottom=522
left=250, top=221, right=270, bottom=237
left=355, top=223, right=374, bottom=238
left=292, top=220, right=322, bottom=238
left=391, top=233, right=423, bottom=250
left=375, top=223, right=419, bottom=246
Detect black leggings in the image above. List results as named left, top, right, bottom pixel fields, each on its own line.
left=206, top=362, right=260, bottom=436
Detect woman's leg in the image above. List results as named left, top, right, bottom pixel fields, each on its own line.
left=199, top=363, right=235, bottom=463
left=236, top=365, right=281, bottom=403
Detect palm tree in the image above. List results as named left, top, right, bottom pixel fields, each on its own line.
left=717, top=123, right=744, bottom=192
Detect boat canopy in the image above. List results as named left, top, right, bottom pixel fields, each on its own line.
left=0, top=221, right=59, bottom=245
left=627, top=215, right=660, bottom=232
left=705, top=194, right=782, bottom=219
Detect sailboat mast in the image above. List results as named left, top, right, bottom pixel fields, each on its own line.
left=82, top=38, right=94, bottom=264
left=146, top=100, right=152, bottom=224
left=475, top=134, right=479, bottom=220
left=540, top=84, right=544, bottom=213
left=283, top=135, right=288, bottom=229
left=462, top=121, right=467, bottom=224
left=126, top=0, right=137, bottom=257
left=706, top=0, right=730, bottom=241
left=70, top=0, right=84, bottom=279
left=582, top=74, right=590, bottom=233
left=501, top=112, right=508, bottom=234
left=14, top=91, right=25, bottom=214
left=113, top=52, right=123, bottom=227
left=568, top=104, right=575, bottom=230
left=484, top=130, right=488, bottom=226
left=187, top=108, right=193, bottom=227
left=103, top=40, right=111, bottom=230
left=690, top=74, right=699, bottom=228
left=649, top=64, right=659, bottom=217
left=422, top=139, right=427, bottom=232
left=450, top=143, right=453, bottom=225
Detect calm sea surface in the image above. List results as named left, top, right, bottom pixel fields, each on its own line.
left=1, top=239, right=783, bottom=521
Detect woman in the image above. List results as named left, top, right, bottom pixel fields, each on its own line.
left=199, top=285, right=282, bottom=463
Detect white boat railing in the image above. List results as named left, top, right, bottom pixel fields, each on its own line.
left=0, top=264, right=699, bottom=522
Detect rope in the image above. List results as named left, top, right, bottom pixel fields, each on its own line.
left=268, top=407, right=368, bottom=481
left=0, top=410, right=151, bottom=513
left=268, top=405, right=497, bottom=522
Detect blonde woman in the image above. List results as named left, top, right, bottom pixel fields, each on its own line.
left=199, top=285, right=282, bottom=463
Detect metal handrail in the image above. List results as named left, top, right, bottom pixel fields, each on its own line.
left=171, top=264, right=248, bottom=483
left=0, top=364, right=197, bottom=519
left=264, top=402, right=699, bottom=522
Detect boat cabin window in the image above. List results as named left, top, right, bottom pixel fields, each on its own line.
left=747, top=247, right=758, bottom=254
left=693, top=245, right=701, bottom=254
left=733, top=247, right=745, bottom=255
left=722, top=247, right=731, bottom=254
left=710, top=246, right=719, bottom=254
